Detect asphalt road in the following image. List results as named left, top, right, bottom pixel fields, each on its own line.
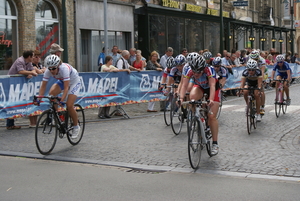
left=0, top=84, right=300, bottom=180
left=1, top=156, right=299, bottom=201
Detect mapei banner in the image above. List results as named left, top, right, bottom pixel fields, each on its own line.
left=0, top=71, right=163, bottom=119
left=223, top=64, right=300, bottom=89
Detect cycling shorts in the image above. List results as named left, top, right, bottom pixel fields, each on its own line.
left=56, top=78, right=81, bottom=96
left=193, top=85, right=221, bottom=103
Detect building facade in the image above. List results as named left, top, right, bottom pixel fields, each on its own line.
left=0, top=0, right=298, bottom=74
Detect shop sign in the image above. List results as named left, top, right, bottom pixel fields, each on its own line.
left=161, top=0, right=180, bottom=9
left=223, top=11, right=230, bottom=18
left=207, top=8, right=218, bottom=16
left=0, top=31, right=12, bottom=47
left=185, top=4, right=202, bottom=13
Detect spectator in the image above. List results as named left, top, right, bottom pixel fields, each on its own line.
left=97, top=47, right=106, bottom=70
left=160, top=47, right=173, bottom=69
left=159, top=47, right=173, bottom=111
left=98, top=56, right=130, bottom=119
left=109, top=45, right=121, bottom=66
left=222, top=50, right=228, bottom=58
left=116, top=50, right=140, bottom=71
left=32, top=50, right=46, bottom=73
left=146, top=51, right=162, bottom=112
left=49, top=43, right=64, bottom=58
left=132, top=52, right=145, bottom=71
left=216, top=53, right=222, bottom=57
left=199, top=50, right=204, bottom=55
left=240, top=49, right=247, bottom=65
left=222, top=52, right=233, bottom=74
left=285, top=51, right=291, bottom=63
left=128, top=48, right=136, bottom=65
left=7, top=50, right=38, bottom=129
left=136, top=49, right=147, bottom=67
left=181, top=48, right=188, bottom=57
left=291, top=53, right=300, bottom=64
left=266, top=54, right=274, bottom=65
left=229, top=53, right=238, bottom=67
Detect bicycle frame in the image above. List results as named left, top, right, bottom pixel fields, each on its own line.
left=274, top=79, right=286, bottom=104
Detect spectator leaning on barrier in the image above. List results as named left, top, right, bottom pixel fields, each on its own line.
left=32, top=50, right=46, bottom=73
left=98, top=55, right=130, bottom=119
left=7, top=50, right=39, bottom=130
left=132, top=52, right=145, bottom=71
left=291, top=53, right=300, bottom=65
left=146, top=51, right=163, bottom=112
left=116, top=50, right=141, bottom=72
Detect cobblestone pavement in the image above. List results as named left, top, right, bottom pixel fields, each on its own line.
left=1, top=85, right=300, bottom=178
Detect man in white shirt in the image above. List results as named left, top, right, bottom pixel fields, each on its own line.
left=160, top=47, right=173, bottom=69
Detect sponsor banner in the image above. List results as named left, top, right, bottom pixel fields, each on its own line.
left=223, top=64, right=300, bottom=89
left=1, top=64, right=299, bottom=119
left=0, top=71, right=165, bottom=119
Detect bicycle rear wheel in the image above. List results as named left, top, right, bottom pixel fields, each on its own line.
left=188, top=117, right=202, bottom=169
left=282, top=96, right=287, bottom=114
left=163, top=94, right=172, bottom=126
left=35, top=110, right=58, bottom=155
left=170, top=97, right=183, bottom=135
left=67, top=104, right=85, bottom=145
left=251, top=101, right=257, bottom=129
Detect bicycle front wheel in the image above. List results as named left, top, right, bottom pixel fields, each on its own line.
left=163, top=94, right=172, bottom=126
left=188, top=117, right=202, bottom=169
left=246, top=102, right=252, bottom=135
left=67, top=104, right=85, bottom=145
left=275, top=91, right=282, bottom=118
left=35, top=110, right=58, bottom=155
left=170, top=97, right=183, bottom=135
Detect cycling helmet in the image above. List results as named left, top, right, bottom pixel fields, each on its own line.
left=203, top=51, right=212, bottom=60
left=45, top=55, right=61, bottom=67
left=249, top=50, right=260, bottom=60
left=186, top=52, right=200, bottom=65
left=166, top=56, right=175, bottom=69
left=246, top=59, right=258, bottom=69
left=276, top=54, right=285, bottom=62
left=174, top=54, right=186, bottom=66
left=191, top=55, right=206, bottom=73
left=212, top=57, right=222, bottom=66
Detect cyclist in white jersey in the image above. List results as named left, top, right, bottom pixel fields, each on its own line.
left=248, top=50, right=266, bottom=115
left=37, top=55, right=81, bottom=139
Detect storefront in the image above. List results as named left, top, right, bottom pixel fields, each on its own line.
left=135, top=2, right=294, bottom=57
left=74, top=0, right=135, bottom=72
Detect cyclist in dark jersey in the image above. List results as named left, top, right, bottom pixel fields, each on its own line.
left=238, top=59, right=263, bottom=122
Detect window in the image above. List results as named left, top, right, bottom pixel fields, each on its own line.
left=149, top=15, right=166, bottom=56
left=0, top=0, right=17, bottom=73
left=35, top=0, right=59, bottom=60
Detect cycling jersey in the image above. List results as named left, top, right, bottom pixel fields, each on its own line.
left=242, top=69, right=262, bottom=86
left=162, top=67, right=171, bottom=78
left=190, top=66, right=217, bottom=89
left=216, top=66, right=228, bottom=80
left=43, top=63, right=81, bottom=95
left=168, top=66, right=182, bottom=83
left=273, top=61, right=291, bottom=79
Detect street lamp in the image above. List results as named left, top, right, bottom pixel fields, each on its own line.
left=229, top=34, right=232, bottom=40
left=278, top=37, right=284, bottom=43
left=278, top=36, right=284, bottom=53
left=271, top=37, right=277, bottom=43
left=249, top=34, right=255, bottom=49
left=260, top=36, right=266, bottom=50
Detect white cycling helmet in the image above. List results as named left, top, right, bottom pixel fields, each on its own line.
left=186, top=52, right=200, bottom=65
left=166, top=56, right=175, bottom=69
left=203, top=51, right=212, bottom=60
left=174, top=54, right=186, bottom=66
left=276, top=55, right=285, bottom=62
left=191, top=55, right=206, bottom=73
left=212, top=57, right=222, bottom=66
left=249, top=50, right=260, bottom=60
left=246, top=59, right=258, bottom=69
left=45, top=55, right=61, bottom=67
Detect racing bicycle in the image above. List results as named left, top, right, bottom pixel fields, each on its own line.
left=187, top=96, right=213, bottom=169
left=33, top=95, right=85, bottom=155
left=273, top=79, right=289, bottom=118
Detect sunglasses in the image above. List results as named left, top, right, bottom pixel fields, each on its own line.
left=213, top=65, right=221, bottom=68
left=277, top=61, right=283, bottom=64
left=248, top=69, right=255, bottom=72
left=48, top=67, right=57, bottom=71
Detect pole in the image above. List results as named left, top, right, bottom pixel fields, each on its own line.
left=220, top=0, right=224, bottom=53
left=290, top=0, right=294, bottom=55
left=104, top=0, right=108, bottom=56
left=62, top=0, right=68, bottom=62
